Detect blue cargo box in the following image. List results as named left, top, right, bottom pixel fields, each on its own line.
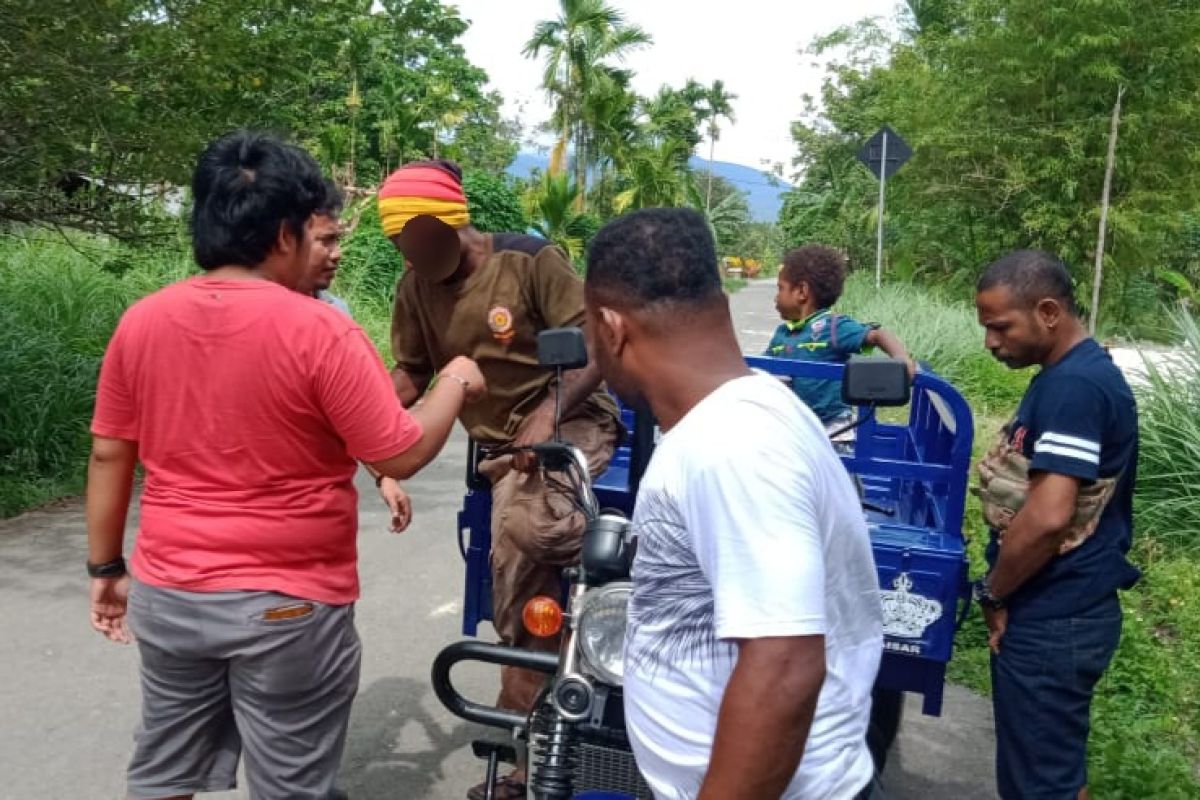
left=457, top=357, right=973, bottom=716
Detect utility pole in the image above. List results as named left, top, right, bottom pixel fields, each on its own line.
left=346, top=78, right=362, bottom=188
left=875, top=129, right=888, bottom=290
left=1090, top=86, right=1125, bottom=335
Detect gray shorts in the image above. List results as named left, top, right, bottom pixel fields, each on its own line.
left=126, top=579, right=361, bottom=800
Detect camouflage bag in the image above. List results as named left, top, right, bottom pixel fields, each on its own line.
left=974, top=426, right=1120, bottom=555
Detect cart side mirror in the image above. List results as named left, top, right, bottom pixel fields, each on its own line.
left=842, top=356, right=910, bottom=407
left=537, top=327, right=588, bottom=370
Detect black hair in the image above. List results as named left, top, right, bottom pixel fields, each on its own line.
left=190, top=130, right=342, bottom=270
left=586, top=207, right=723, bottom=309
left=405, top=158, right=464, bottom=185
left=780, top=245, right=846, bottom=308
left=977, top=249, right=1078, bottom=315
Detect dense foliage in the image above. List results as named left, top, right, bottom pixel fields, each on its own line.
left=779, top=0, right=1200, bottom=337
left=0, top=0, right=515, bottom=236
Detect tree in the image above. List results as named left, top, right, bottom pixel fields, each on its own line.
left=0, top=0, right=359, bottom=235
left=309, top=0, right=513, bottom=183
left=614, top=137, right=698, bottom=212
left=693, top=172, right=752, bottom=253
left=700, top=80, right=739, bottom=213
left=523, top=0, right=652, bottom=209
left=526, top=173, right=594, bottom=264
left=640, top=82, right=706, bottom=160
left=778, top=2, right=1200, bottom=322
left=0, top=0, right=512, bottom=236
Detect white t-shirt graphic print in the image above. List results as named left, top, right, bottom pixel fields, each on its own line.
left=624, top=374, right=882, bottom=800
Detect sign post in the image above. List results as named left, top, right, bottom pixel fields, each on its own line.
left=857, top=126, right=912, bottom=289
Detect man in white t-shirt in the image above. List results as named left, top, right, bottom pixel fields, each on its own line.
left=584, top=208, right=884, bottom=800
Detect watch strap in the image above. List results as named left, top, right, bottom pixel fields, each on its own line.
left=87, top=556, right=127, bottom=579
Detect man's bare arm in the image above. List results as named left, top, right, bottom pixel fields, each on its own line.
left=988, top=471, right=1079, bottom=598
left=697, top=635, right=826, bottom=800
left=370, top=357, right=484, bottom=480
left=508, top=347, right=605, bottom=472
left=556, top=358, right=604, bottom=415
left=87, top=436, right=138, bottom=563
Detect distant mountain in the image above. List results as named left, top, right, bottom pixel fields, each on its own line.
left=505, top=151, right=789, bottom=223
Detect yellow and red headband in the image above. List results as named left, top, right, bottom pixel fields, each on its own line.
left=377, top=164, right=470, bottom=237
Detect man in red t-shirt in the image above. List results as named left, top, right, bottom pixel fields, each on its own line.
left=86, top=131, right=485, bottom=800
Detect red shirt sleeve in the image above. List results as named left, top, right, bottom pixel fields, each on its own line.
left=316, top=328, right=423, bottom=462
left=91, top=317, right=139, bottom=441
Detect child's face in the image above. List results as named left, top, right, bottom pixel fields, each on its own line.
left=774, top=277, right=808, bottom=319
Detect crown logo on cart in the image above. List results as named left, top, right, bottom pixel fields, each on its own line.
left=879, top=572, right=943, bottom=639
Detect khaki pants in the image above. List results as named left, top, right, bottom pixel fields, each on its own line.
left=480, top=410, right=619, bottom=714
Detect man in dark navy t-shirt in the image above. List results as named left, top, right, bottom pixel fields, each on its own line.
left=974, top=250, right=1139, bottom=800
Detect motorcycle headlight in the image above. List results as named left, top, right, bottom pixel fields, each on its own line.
left=577, top=582, right=632, bottom=686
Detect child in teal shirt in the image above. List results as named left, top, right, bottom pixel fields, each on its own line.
left=765, top=245, right=914, bottom=431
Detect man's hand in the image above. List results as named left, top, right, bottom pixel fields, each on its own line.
left=510, top=403, right=556, bottom=473
left=378, top=477, right=413, bottom=533
left=443, top=355, right=487, bottom=404
left=984, top=606, right=1008, bottom=654
left=90, top=576, right=133, bottom=644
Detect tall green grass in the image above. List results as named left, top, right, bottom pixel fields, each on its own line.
left=1083, top=308, right=1200, bottom=796
left=0, top=235, right=190, bottom=514
left=0, top=215, right=399, bottom=516
left=1136, top=309, right=1200, bottom=556
left=838, top=273, right=1030, bottom=414
left=334, top=200, right=406, bottom=352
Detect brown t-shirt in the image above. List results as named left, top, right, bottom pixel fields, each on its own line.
left=391, top=234, right=618, bottom=444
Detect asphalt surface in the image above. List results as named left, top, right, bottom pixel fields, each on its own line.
left=0, top=278, right=997, bottom=799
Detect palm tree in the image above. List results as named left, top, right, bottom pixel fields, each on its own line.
left=527, top=172, right=592, bottom=262
left=641, top=82, right=705, bottom=156
left=701, top=80, right=738, bottom=213
left=523, top=0, right=652, bottom=210
left=614, top=137, right=697, bottom=212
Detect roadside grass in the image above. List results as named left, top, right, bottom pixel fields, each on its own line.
left=838, top=272, right=1029, bottom=415
left=0, top=235, right=148, bottom=515
left=0, top=218, right=395, bottom=516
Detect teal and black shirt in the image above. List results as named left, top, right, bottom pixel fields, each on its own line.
left=764, top=309, right=873, bottom=423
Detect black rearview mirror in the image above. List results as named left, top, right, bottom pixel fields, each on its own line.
left=842, top=356, right=910, bottom=407
left=537, top=328, right=588, bottom=370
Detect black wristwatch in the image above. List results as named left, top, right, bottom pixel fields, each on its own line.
left=972, top=575, right=1005, bottom=611
left=87, top=556, right=127, bottom=579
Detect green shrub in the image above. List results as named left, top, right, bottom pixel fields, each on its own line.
left=1086, top=554, right=1200, bottom=798
left=463, top=170, right=527, bottom=234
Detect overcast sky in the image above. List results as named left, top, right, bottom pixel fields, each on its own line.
left=451, top=0, right=901, bottom=176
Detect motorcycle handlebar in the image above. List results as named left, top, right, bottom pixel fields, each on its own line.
left=431, top=641, right=559, bottom=731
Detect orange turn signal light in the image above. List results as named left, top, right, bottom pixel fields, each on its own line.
left=523, top=595, right=564, bottom=638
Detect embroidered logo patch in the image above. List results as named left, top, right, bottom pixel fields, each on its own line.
left=1011, top=424, right=1028, bottom=453
left=488, top=305, right=515, bottom=344
left=811, top=317, right=828, bottom=334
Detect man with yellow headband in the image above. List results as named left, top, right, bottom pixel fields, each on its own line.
left=380, top=159, right=620, bottom=800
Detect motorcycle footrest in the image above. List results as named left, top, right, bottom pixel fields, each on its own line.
left=471, top=739, right=518, bottom=766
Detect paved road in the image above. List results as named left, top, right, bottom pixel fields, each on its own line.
left=0, top=279, right=996, bottom=799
